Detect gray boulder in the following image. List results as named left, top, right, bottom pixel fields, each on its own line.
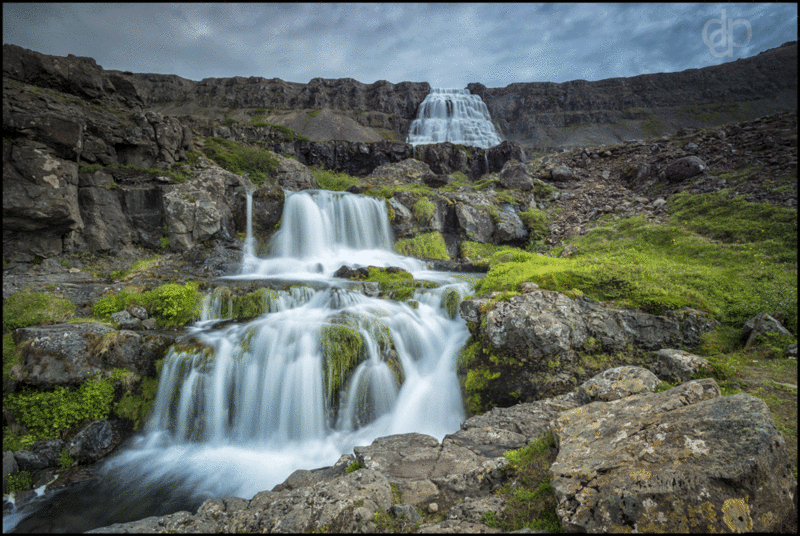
left=274, top=154, right=318, bottom=190
left=68, top=419, right=117, bottom=463
left=551, top=164, right=573, bottom=182
left=741, top=312, right=793, bottom=348
left=664, top=155, right=706, bottom=182
left=455, top=203, right=495, bottom=243
left=550, top=379, right=795, bottom=533
left=575, top=365, right=659, bottom=405
left=654, top=348, right=711, bottom=383
left=498, top=162, right=534, bottom=191
left=11, top=323, right=173, bottom=386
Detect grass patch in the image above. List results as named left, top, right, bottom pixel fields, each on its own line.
left=394, top=232, right=449, bottom=261
left=475, top=201, right=797, bottom=333
left=201, top=137, right=280, bottom=185
left=310, top=167, right=360, bottom=191
left=3, top=288, right=76, bottom=334
left=109, top=255, right=161, bottom=281
left=484, top=431, right=562, bottom=532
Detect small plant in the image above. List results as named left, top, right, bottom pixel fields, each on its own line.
left=59, top=449, right=75, bottom=469
left=345, top=461, right=363, bottom=473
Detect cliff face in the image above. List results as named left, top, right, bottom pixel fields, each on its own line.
left=4, top=41, right=796, bottom=148
left=469, top=41, right=797, bottom=149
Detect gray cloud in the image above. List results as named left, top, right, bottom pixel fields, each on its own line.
left=3, top=3, right=796, bottom=88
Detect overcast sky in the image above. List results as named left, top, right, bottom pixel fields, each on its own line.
left=3, top=3, right=797, bottom=88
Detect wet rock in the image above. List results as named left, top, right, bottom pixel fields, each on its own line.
left=67, top=419, right=117, bottom=463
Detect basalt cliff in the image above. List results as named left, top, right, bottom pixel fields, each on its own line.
left=3, top=41, right=796, bottom=150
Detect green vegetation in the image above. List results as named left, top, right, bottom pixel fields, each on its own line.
left=413, top=197, right=436, bottom=223
left=440, top=288, right=461, bottom=319
left=109, top=255, right=161, bottom=281
left=201, top=137, right=280, bottom=185
left=93, top=282, right=203, bottom=328
left=483, top=431, right=561, bottom=531
left=519, top=207, right=550, bottom=251
left=271, top=124, right=310, bottom=142
left=3, top=372, right=118, bottom=440
left=642, top=114, right=665, bottom=138
left=320, top=324, right=366, bottom=406
left=475, top=199, right=797, bottom=333
left=3, top=287, right=76, bottom=333
left=310, top=167, right=360, bottom=191
left=345, top=461, right=363, bottom=473
left=113, top=376, right=160, bottom=431
left=394, top=231, right=449, bottom=261
left=344, top=267, right=439, bottom=301
left=678, top=101, right=748, bottom=124
left=222, top=117, right=239, bottom=128
left=307, top=109, right=321, bottom=118
left=5, top=470, right=33, bottom=493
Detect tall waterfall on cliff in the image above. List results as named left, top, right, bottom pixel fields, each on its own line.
left=7, top=190, right=473, bottom=533
left=406, top=87, right=503, bottom=148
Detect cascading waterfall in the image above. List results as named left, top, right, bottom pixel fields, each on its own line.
left=407, top=87, right=503, bottom=149
left=7, top=189, right=474, bottom=533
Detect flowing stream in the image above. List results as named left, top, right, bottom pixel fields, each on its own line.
left=6, top=189, right=474, bottom=533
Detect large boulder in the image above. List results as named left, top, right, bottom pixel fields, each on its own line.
left=741, top=312, right=793, bottom=348
left=67, top=419, right=119, bottom=463
left=163, top=168, right=260, bottom=251
left=274, top=154, right=318, bottom=191
left=11, top=323, right=173, bottom=386
left=550, top=379, right=796, bottom=532
left=664, top=155, right=706, bottom=182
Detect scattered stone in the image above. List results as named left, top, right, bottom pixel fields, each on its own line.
left=742, top=312, right=793, bottom=348
left=575, top=365, right=660, bottom=404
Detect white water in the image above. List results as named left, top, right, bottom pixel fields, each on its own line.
left=407, top=87, right=503, bottom=149
left=5, top=189, right=474, bottom=532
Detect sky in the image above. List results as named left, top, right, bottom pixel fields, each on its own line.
left=3, top=3, right=797, bottom=88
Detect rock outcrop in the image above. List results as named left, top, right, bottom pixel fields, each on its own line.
left=460, top=286, right=719, bottom=404
left=87, top=373, right=795, bottom=533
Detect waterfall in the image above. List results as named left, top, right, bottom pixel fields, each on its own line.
left=407, top=88, right=503, bottom=149
left=237, top=189, right=424, bottom=279
left=8, top=189, right=474, bottom=533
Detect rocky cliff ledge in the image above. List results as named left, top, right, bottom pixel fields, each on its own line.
left=469, top=41, right=797, bottom=150
left=4, top=41, right=796, bottom=148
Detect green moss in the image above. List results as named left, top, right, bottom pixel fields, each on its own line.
left=307, top=109, right=321, bottom=118
left=109, top=255, right=160, bottom=281
left=441, top=288, right=461, bottom=319
left=413, top=197, right=436, bottom=223
left=394, top=231, right=449, bottom=261
left=113, top=376, right=159, bottom=431
left=345, top=461, right=362, bottom=473
left=3, top=374, right=116, bottom=440
left=3, top=333, right=20, bottom=389
left=93, top=282, right=203, bottom=328
left=519, top=207, right=550, bottom=251
left=3, top=288, right=76, bottom=333
left=201, top=137, right=280, bottom=185
left=475, top=209, right=798, bottom=334
left=320, top=324, right=366, bottom=407
left=311, top=167, right=360, bottom=191
left=495, top=431, right=562, bottom=532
